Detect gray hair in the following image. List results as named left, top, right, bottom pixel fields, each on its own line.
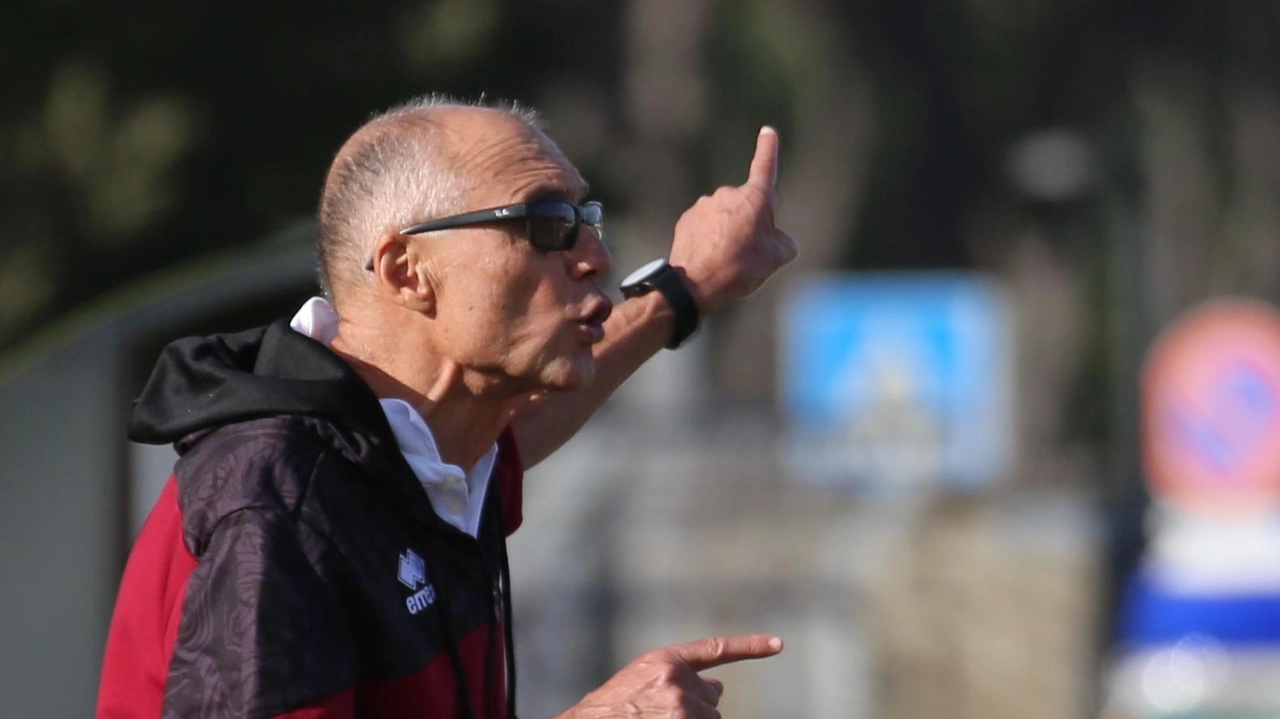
left=313, top=95, right=542, bottom=300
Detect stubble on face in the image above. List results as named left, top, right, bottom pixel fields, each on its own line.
left=416, top=109, right=601, bottom=396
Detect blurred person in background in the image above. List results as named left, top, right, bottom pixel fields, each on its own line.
left=95, top=98, right=795, bottom=719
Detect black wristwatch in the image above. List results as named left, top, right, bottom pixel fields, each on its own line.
left=619, top=258, right=700, bottom=349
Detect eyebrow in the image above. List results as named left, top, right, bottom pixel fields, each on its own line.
left=527, top=180, right=590, bottom=204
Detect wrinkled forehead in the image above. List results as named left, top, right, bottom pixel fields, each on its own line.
left=449, top=111, right=589, bottom=205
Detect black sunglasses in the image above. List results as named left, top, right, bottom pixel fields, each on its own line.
left=364, top=200, right=604, bottom=270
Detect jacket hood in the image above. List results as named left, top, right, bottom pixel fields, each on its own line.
left=129, top=318, right=391, bottom=447
left=129, top=318, right=524, bottom=719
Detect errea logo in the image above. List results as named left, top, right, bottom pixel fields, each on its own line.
left=398, top=550, right=425, bottom=589
left=398, top=550, right=436, bottom=615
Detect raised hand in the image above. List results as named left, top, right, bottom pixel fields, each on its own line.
left=668, top=127, right=798, bottom=315
left=557, top=634, right=783, bottom=719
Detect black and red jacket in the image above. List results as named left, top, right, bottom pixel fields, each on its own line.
left=97, top=319, right=523, bottom=719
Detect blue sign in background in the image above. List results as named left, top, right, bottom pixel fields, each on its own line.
left=781, top=273, right=1013, bottom=490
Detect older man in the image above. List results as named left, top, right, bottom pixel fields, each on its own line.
left=97, top=98, right=796, bottom=719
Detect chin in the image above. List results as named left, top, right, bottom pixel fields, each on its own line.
left=540, top=355, right=596, bottom=392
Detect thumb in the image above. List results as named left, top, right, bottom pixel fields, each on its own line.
left=665, top=634, right=784, bottom=672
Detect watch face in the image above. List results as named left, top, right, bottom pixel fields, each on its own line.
left=620, top=257, right=668, bottom=289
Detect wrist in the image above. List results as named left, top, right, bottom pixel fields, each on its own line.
left=618, top=258, right=700, bottom=349
left=669, top=264, right=712, bottom=316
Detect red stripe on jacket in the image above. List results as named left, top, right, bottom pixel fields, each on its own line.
left=99, top=426, right=523, bottom=719
left=97, top=478, right=198, bottom=719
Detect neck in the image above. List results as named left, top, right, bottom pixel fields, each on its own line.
left=329, top=315, right=531, bottom=469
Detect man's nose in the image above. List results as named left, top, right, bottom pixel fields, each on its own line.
left=568, top=226, right=613, bottom=279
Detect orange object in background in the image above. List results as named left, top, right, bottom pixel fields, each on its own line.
left=1141, top=300, right=1280, bottom=516
left=1104, top=299, right=1280, bottom=719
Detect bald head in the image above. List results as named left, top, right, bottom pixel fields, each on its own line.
left=314, top=97, right=545, bottom=302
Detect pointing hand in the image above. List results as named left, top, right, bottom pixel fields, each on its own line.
left=669, top=127, right=798, bottom=315
left=558, top=634, right=784, bottom=719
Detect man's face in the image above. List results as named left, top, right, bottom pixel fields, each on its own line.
left=417, top=119, right=614, bottom=393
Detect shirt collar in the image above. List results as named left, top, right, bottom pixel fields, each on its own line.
left=287, top=296, right=498, bottom=502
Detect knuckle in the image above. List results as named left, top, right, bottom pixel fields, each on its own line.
left=655, top=661, right=682, bottom=684
left=704, top=637, right=728, bottom=660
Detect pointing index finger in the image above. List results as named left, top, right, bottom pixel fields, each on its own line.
left=667, top=634, right=784, bottom=672
left=747, top=126, right=779, bottom=195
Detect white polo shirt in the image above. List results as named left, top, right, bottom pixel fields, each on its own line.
left=289, top=297, right=496, bottom=538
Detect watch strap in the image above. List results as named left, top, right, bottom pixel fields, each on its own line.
left=621, top=260, right=700, bottom=349
left=648, top=264, right=700, bottom=349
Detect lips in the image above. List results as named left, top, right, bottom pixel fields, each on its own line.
left=577, top=296, right=613, bottom=344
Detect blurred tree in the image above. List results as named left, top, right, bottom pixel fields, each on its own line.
left=3, top=0, right=1279, bottom=452
left=0, top=0, right=621, bottom=348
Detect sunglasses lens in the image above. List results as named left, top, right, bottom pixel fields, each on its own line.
left=527, top=203, right=579, bottom=251
left=522, top=201, right=605, bottom=251
left=528, top=220, right=565, bottom=250
left=581, top=202, right=603, bottom=234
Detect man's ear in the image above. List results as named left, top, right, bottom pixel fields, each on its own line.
left=370, top=232, right=436, bottom=315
